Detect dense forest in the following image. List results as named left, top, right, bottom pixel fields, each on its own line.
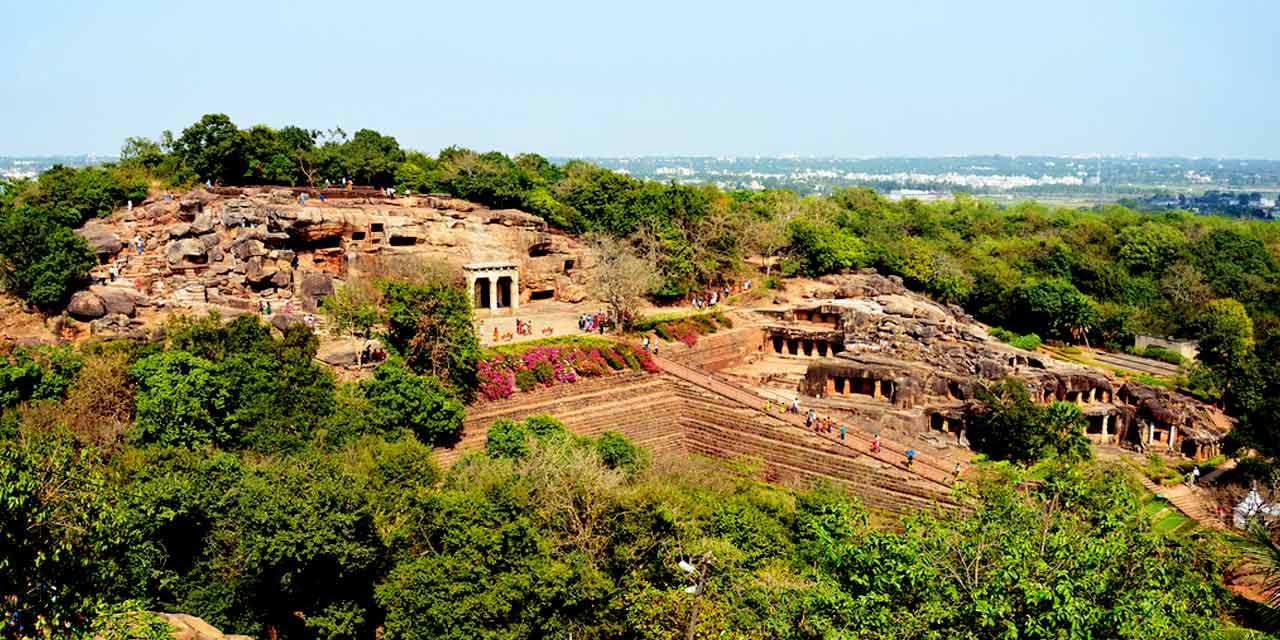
left=4, top=114, right=1280, bottom=637
left=0, top=308, right=1251, bottom=638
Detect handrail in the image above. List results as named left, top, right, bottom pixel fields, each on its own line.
left=652, top=352, right=959, bottom=490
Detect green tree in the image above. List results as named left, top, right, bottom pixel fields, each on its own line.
left=968, top=378, right=1091, bottom=464
left=0, top=208, right=97, bottom=307
left=360, top=359, right=464, bottom=445
left=380, top=278, right=480, bottom=400
left=1014, top=278, right=1098, bottom=343
left=174, top=113, right=245, bottom=185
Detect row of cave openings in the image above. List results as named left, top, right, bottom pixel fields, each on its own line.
left=768, top=336, right=845, bottom=358
left=827, top=375, right=896, bottom=402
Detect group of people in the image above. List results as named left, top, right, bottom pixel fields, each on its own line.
left=798, top=407, right=849, bottom=442
left=514, top=318, right=534, bottom=336
left=579, top=312, right=609, bottom=334
left=690, top=279, right=753, bottom=310
left=640, top=335, right=660, bottom=356
left=766, top=397, right=928, bottom=471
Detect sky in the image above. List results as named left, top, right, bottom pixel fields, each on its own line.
left=2, top=0, right=1278, bottom=158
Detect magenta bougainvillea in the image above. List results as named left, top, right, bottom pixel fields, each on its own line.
left=477, top=342, right=658, bottom=401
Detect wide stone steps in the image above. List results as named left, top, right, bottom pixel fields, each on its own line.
left=682, top=418, right=952, bottom=514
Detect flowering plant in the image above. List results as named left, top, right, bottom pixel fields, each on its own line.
left=475, top=341, right=655, bottom=400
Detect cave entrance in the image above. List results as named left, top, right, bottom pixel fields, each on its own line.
left=529, top=289, right=554, bottom=301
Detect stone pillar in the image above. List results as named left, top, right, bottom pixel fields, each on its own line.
left=1169, top=425, right=1177, bottom=449
left=870, top=379, right=881, bottom=399
left=510, top=274, right=519, bottom=310
left=488, top=277, right=497, bottom=312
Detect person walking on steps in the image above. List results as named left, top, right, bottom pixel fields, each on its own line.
left=953, top=462, right=962, bottom=481
left=905, top=449, right=915, bottom=469
left=872, top=434, right=881, bottom=453
left=839, top=424, right=846, bottom=441
left=1191, top=466, right=1201, bottom=486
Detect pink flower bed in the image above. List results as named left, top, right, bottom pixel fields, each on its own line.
left=477, top=342, right=658, bottom=401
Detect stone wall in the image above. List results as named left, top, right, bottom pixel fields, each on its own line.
left=663, top=326, right=765, bottom=371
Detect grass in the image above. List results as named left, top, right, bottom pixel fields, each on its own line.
left=482, top=335, right=619, bottom=356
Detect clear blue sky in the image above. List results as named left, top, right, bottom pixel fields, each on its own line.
left=2, top=0, right=1278, bottom=158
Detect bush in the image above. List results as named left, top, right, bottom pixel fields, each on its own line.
left=594, top=430, right=647, bottom=476
left=1139, top=345, right=1186, bottom=365
left=1009, top=333, right=1042, bottom=351
left=484, top=418, right=531, bottom=460
left=514, top=369, right=537, bottom=392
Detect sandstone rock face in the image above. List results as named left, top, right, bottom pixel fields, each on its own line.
left=166, top=238, right=208, bottom=265
left=62, top=189, right=601, bottom=338
left=317, top=338, right=382, bottom=366
left=156, top=612, right=251, bottom=640
left=67, top=291, right=107, bottom=319
left=90, top=287, right=142, bottom=317
left=776, top=272, right=1230, bottom=456
left=76, top=225, right=122, bottom=256
left=90, top=314, right=149, bottom=341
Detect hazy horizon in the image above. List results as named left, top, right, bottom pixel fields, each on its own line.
left=3, top=0, right=1278, bottom=158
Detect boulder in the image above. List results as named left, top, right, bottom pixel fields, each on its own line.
left=75, top=226, right=122, bottom=256
left=317, top=339, right=362, bottom=366
left=168, top=223, right=192, bottom=238
left=232, top=239, right=267, bottom=261
left=270, top=267, right=292, bottom=288
left=67, top=291, right=107, bottom=319
left=90, top=314, right=148, bottom=341
left=166, top=238, right=208, bottom=265
left=190, top=212, right=216, bottom=234
left=89, top=286, right=144, bottom=317
left=317, top=338, right=383, bottom=366
left=298, top=271, right=334, bottom=299
left=244, top=257, right=278, bottom=286
left=271, top=314, right=305, bottom=332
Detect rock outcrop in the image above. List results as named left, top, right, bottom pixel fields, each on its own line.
left=66, top=188, right=600, bottom=324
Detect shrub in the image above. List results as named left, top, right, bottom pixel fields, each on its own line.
left=514, top=369, right=538, bottom=392
left=1009, top=333, right=1042, bottom=351
left=594, top=430, right=647, bottom=476
left=484, top=418, right=531, bottom=460
left=1140, top=345, right=1186, bottom=365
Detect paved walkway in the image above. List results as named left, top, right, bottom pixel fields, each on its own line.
left=653, top=353, right=960, bottom=490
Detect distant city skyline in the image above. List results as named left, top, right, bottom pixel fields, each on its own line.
left=2, top=0, right=1278, bottom=158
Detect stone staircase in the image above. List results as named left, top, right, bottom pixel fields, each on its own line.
left=674, top=378, right=957, bottom=513
left=1137, top=473, right=1226, bottom=529
left=654, top=354, right=962, bottom=490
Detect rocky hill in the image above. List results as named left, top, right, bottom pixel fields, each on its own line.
left=22, top=186, right=599, bottom=343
